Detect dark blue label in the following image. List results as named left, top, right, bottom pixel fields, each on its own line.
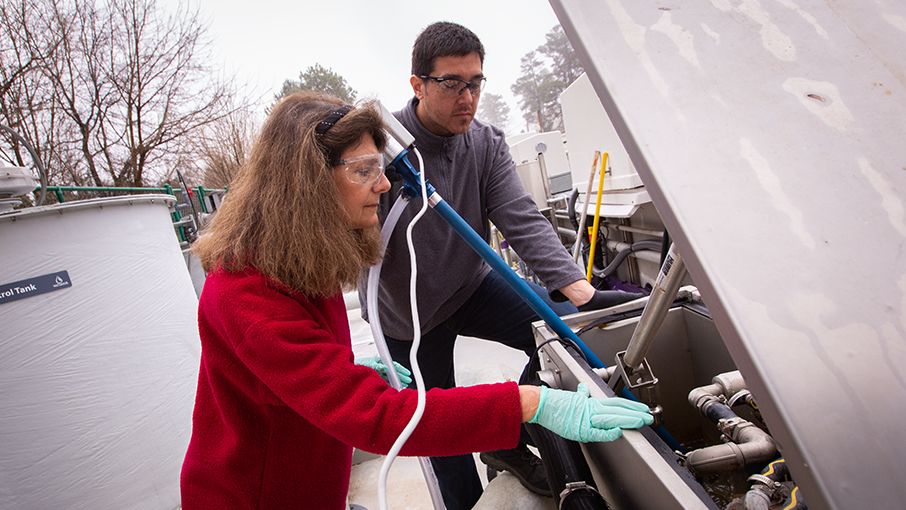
left=0, top=271, right=72, bottom=305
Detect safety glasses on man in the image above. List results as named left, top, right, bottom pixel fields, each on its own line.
left=334, top=153, right=385, bottom=186
left=419, top=75, right=487, bottom=96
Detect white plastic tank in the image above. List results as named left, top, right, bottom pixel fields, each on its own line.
left=0, top=195, right=200, bottom=509
left=560, top=73, right=643, bottom=191
left=507, top=131, right=574, bottom=198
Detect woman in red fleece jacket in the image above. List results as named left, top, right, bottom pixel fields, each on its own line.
left=179, top=91, right=652, bottom=509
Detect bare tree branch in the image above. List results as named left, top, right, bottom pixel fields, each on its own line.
left=1, top=0, right=246, bottom=191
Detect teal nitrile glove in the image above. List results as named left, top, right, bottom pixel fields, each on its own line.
left=528, top=383, right=654, bottom=443
left=354, top=356, right=412, bottom=387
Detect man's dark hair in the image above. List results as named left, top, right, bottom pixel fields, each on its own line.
left=411, top=22, right=485, bottom=76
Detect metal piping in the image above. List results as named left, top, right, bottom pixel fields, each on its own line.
left=592, top=366, right=617, bottom=382
left=604, top=222, right=665, bottom=238
left=558, top=227, right=578, bottom=243
left=687, top=371, right=747, bottom=405
left=686, top=404, right=776, bottom=473
left=536, top=152, right=553, bottom=201
left=686, top=380, right=777, bottom=473
left=572, top=151, right=601, bottom=263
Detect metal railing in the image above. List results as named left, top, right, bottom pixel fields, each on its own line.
left=36, top=184, right=227, bottom=246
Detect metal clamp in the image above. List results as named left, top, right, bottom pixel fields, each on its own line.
left=727, top=389, right=752, bottom=408
left=747, top=473, right=781, bottom=488
left=717, top=416, right=749, bottom=438
left=608, top=350, right=658, bottom=391
left=558, top=481, right=603, bottom=510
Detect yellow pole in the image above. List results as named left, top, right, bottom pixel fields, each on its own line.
left=585, top=151, right=608, bottom=281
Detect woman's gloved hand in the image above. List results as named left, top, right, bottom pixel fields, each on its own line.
left=528, top=383, right=653, bottom=442
left=355, top=356, right=412, bottom=387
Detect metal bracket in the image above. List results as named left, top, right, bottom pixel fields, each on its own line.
left=608, top=350, right=659, bottom=391
left=537, top=368, right=561, bottom=389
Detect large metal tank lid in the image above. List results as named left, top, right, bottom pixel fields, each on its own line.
left=0, top=194, right=176, bottom=221
left=549, top=2, right=906, bottom=509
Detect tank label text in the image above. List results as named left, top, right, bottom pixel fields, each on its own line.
left=0, top=271, right=72, bottom=305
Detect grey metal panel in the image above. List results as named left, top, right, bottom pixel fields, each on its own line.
left=549, top=1, right=906, bottom=509
left=536, top=324, right=717, bottom=510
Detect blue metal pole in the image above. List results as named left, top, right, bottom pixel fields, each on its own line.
left=430, top=196, right=605, bottom=368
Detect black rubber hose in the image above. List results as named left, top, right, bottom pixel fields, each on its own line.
left=746, top=459, right=808, bottom=510
left=591, top=240, right=662, bottom=279
left=567, top=187, right=581, bottom=230
left=660, top=229, right=670, bottom=267
left=703, top=401, right=737, bottom=422
left=523, top=354, right=609, bottom=509
left=761, top=458, right=791, bottom=484
left=526, top=422, right=608, bottom=509
left=784, top=486, right=808, bottom=510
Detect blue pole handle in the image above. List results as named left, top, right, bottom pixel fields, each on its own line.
left=430, top=198, right=606, bottom=368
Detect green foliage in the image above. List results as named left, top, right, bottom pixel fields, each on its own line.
left=476, top=92, right=510, bottom=128
left=511, top=25, right=583, bottom=132
left=510, top=50, right=560, bottom=132
left=539, top=25, right=584, bottom=86
left=277, top=64, right=357, bottom=104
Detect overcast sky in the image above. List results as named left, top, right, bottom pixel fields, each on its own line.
left=177, top=0, right=563, bottom=133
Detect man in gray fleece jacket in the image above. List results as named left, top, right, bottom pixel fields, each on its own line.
left=358, top=21, right=639, bottom=509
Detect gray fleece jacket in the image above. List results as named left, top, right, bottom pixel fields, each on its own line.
left=358, top=97, right=583, bottom=340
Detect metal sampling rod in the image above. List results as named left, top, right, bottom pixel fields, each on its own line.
left=623, top=243, right=686, bottom=370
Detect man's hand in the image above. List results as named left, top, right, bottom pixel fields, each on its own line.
left=576, top=289, right=645, bottom=312
left=550, top=279, right=644, bottom=311
left=553, top=279, right=596, bottom=306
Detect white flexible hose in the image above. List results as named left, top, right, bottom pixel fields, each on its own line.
left=366, top=192, right=448, bottom=509
left=378, top=148, right=430, bottom=510
left=367, top=194, right=410, bottom=389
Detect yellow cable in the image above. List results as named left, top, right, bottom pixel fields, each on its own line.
left=585, top=151, right=608, bottom=281
left=763, top=458, right=785, bottom=478
left=783, top=486, right=800, bottom=510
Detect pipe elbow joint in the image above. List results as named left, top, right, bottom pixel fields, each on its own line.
left=687, top=421, right=777, bottom=474
left=734, top=425, right=777, bottom=466
left=687, top=442, right=744, bottom=474
left=688, top=384, right=721, bottom=409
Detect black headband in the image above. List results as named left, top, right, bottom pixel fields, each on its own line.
left=315, top=105, right=353, bottom=136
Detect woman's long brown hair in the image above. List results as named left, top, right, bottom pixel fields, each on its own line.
left=192, top=91, right=387, bottom=297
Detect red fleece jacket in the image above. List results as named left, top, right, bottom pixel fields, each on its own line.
left=180, top=268, right=521, bottom=509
